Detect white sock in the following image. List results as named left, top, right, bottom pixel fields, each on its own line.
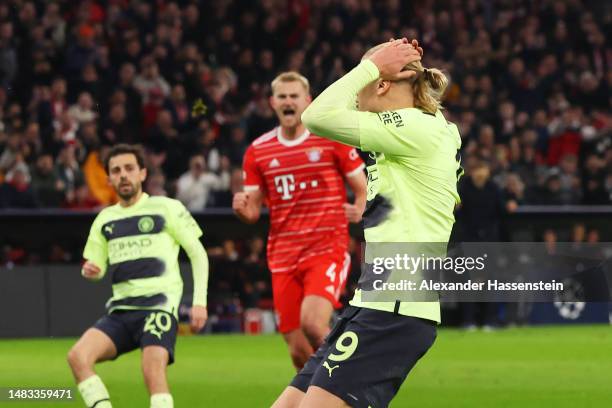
left=77, top=375, right=112, bottom=408
left=151, top=393, right=174, bottom=408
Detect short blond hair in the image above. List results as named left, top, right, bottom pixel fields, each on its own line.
left=271, top=71, right=310, bottom=94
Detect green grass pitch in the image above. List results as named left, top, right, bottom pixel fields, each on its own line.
left=2, top=325, right=611, bottom=407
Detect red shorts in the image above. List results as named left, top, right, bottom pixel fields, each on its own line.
left=271, top=251, right=351, bottom=334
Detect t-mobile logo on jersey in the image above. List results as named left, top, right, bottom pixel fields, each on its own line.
left=275, top=174, right=296, bottom=200
left=274, top=174, right=320, bottom=200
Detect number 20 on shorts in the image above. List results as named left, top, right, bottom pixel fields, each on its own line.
left=144, top=312, right=171, bottom=340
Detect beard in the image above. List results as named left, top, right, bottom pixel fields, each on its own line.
left=116, top=181, right=140, bottom=201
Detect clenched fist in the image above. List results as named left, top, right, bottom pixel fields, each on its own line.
left=81, top=260, right=102, bottom=280
left=343, top=203, right=363, bottom=223
left=232, top=192, right=249, bottom=215
left=190, top=305, right=208, bottom=333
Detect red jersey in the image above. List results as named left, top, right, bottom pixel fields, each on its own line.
left=243, top=127, right=364, bottom=273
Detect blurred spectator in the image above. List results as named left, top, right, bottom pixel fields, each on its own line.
left=0, top=166, right=36, bottom=208
left=0, top=0, right=608, bottom=210
left=535, top=174, right=565, bottom=205
left=458, top=161, right=508, bottom=242
left=502, top=173, right=525, bottom=210
left=55, top=145, right=85, bottom=203
left=175, top=154, right=229, bottom=211
left=64, top=23, right=97, bottom=78
left=133, top=58, right=170, bottom=105
left=67, top=92, right=97, bottom=126
left=557, top=154, right=581, bottom=203
left=0, top=21, right=17, bottom=88
left=101, top=103, right=135, bottom=145
left=163, top=84, right=190, bottom=131
left=115, top=62, right=143, bottom=125
left=224, top=125, right=249, bottom=166
left=212, top=167, right=244, bottom=208
left=30, top=153, right=64, bottom=207
left=582, top=154, right=610, bottom=204
left=0, top=132, right=22, bottom=173
left=145, top=169, right=168, bottom=197
left=64, top=184, right=99, bottom=210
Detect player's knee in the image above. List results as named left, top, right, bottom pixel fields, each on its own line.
left=300, top=318, right=326, bottom=345
left=142, top=351, right=168, bottom=378
left=67, top=347, right=89, bottom=370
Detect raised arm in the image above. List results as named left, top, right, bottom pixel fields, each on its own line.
left=301, top=39, right=421, bottom=147
left=301, top=60, right=377, bottom=147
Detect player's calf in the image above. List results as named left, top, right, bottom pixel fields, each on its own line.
left=67, top=328, right=117, bottom=407
left=142, top=346, right=173, bottom=408
left=300, top=295, right=333, bottom=349
left=283, top=330, right=314, bottom=370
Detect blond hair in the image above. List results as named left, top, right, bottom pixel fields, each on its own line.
left=363, top=44, right=448, bottom=114
left=271, top=71, right=310, bottom=94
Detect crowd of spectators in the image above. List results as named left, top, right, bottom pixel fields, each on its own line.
left=0, top=0, right=610, bottom=210
left=1, top=0, right=610, bottom=328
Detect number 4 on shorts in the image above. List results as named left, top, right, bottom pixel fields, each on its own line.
left=325, top=263, right=337, bottom=283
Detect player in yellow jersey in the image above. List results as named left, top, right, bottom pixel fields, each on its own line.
left=67, top=144, right=209, bottom=408
left=272, top=39, right=462, bottom=408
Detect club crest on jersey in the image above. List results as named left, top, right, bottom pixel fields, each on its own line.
left=138, top=216, right=155, bottom=233
left=306, top=148, right=322, bottom=162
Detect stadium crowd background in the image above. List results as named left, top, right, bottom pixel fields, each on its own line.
left=0, top=0, right=610, bottom=328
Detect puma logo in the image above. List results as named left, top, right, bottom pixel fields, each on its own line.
left=323, top=361, right=339, bottom=377
left=104, top=224, right=114, bottom=235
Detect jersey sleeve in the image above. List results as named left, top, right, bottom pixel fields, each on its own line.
left=333, top=142, right=365, bottom=177
left=358, top=109, right=438, bottom=157
left=166, top=199, right=203, bottom=241
left=242, top=145, right=264, bottom=192
left=302, top=59, right=439, bottom=157
left=301, top=60, right=379, bottom=148
left=166, top=199, right=208, bottom=307
left=83, top=215, right=108, bottom=277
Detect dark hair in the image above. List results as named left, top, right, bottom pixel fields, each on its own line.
left=104, top=144, right=146, bottom=174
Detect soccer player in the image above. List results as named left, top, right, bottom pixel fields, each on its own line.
left=67, top=144, right=209, bottom=408
left=272, top=39, right=462, bottom=408
left=233, top=72, right=367, bottom=369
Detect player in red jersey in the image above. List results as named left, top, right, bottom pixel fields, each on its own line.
left=233, top=72, right=366, bottom=370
